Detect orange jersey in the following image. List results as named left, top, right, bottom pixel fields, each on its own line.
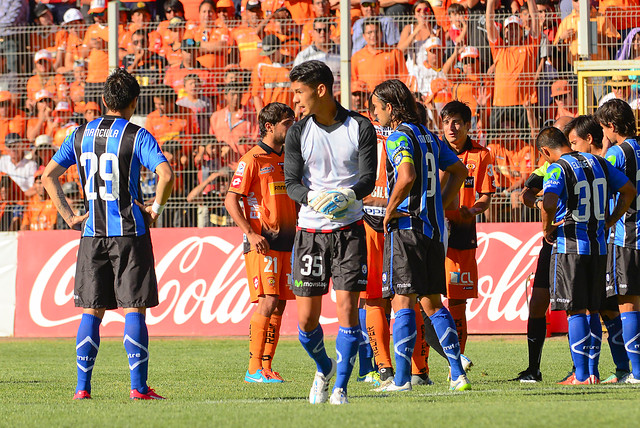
left=260, top=0, right=313, bottom=24
left=228, top=142, right=297, bottom=253
left=164, top=66, right=217, bottom=98
left=86, top=49, right=109, bottom=83
left=362, top=123, right=391, bottom=233
left=490, top=35, right=539, bottom=107
left=26, top=74, right=67, bottom=102
left=351, top=47, right=409, bottom=94
left=209, top=106, right=258, bottom=156
left=511, top=141, right=537, bottom=184
left=184, top=24, right=231, bottom=72
left=231, top=26, right=263, bottom=70
left=250, top=59, right=293, bottom=107
left=145, top=108, right=199, bottom=152
left=486, top=142, right=511, bottom=189
left=554, top=9, right=619, bottom=62
left=0, top=112, right=27, bottom=151
left=22, top=197, right=57, bottom=231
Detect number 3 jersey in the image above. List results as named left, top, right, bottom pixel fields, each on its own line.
left=228, top=142, right=297, bottom=254
left=543, top=151, right=628, bottom=255
left=52, top=116, right=168, bottom=237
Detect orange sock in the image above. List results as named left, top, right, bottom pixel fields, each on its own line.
left=412, top=303, right=428, bottom=375
left=366, top=304, right=392, bottom=369
left=262, top=313, right=282, bottom=370
left=249, top=312, right=269, bottom=374
left=449, top=303, right=468, bottom=354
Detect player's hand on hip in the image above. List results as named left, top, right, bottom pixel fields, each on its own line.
left=134, top=200, right=160, bottom=227
left=247, top=231, right=270, bottom=254
left=67, top=212, right=89, bottom=231
left=383, top=208, right=409, bottom=234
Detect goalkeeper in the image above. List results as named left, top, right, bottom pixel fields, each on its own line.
left=284, top=60, right=377, bottom=405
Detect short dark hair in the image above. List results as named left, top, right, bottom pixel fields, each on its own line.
left=536, top=126, right=570, bottom=151
left=153, top=84, right=178, bottom=104
left=362, top=17, right=382, bottom=32
left=273, top=7, right=292, bottom=19
left=416, top=101, right=427, bottom=126
left=199, top=0, right=215, bottom=11
left=183, top=73, right=201, bottom=85
left=289, top=60, right=334, bottom=96
left=132, top=28, right=148, bottom=39
left=563, top=115, right=603, bottom=150
left=165, top=0, right=185, bottom=14
left=448, top=3, right=465, bottom=14
left=313, top=16, right=333, bottom=27
left=259, top=102, right=295, bottom=137
left=595, top=98, right=637, bottom=137
left=440, top=100, right=472, bottom=123
left=371, top=79, right=420, bottom=124
left=103, top=68, right=140, bottom=112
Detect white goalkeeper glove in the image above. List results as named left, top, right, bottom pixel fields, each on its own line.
left=307, top=190, right=334, bottom=213
left=312, top=188, right=356, bottom=220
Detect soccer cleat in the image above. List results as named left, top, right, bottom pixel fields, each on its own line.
left=73, top=390, right=91, bottom=400
left=558, top=370, right=575, bottom=383
left=450, top=374, right=471, bottom=391
left=245, top=369, right=268, bottom=383
left=589, top=375, right=600, bottom=384
left=411, top=373, right=434, bottom=386
left=602, top=370, right=630, bottom=384
left=130, top=387, right=165, bottom=400
left=558, top=374, right=594, bottom=385
left=375, top=381, right=412, bottom=392
left=329, top=387, right=349, bottom=405
left=262, top=368, right=284, bottom=383
left=461, top=354, right=474, bottom=372
left=357, top=370, right=381, bottom=384
left=309, top=358, right=336, bottom=404
left=511, top=368, right=542, bottom=383
left=621, top=373, right=640, bottom=384
left=378, top=366, right=394, bottom=382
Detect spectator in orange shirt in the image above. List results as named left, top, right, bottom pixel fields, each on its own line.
left=0, top=92, right=27, bottom=150
left=52, top=8, right=86, bottom=74
left=352, top=0, right=400, bottom=53
left=69, top=60, right=87, bottom=110
left=120, top=2, right=164, bottom=56
left=21, top=166, right=58, bottom=231
left=351, top=18, right=409, bottom=94
left=157, top=0, right=188, bottom=44
left=300, top=0, right=338, bottom=48
left=264, top=7, right=302, bottom=63
left=0, top=175, right=23, bottom=231
left=550, top=79, right=577, bottom=120
left=29, top=3, right=61, bottom=54
left=184, top=0, right=232, bottom=75
left=26, top=49, right=67, bottom=107
left=165, top=38, right=217, bottom=99
left=448, top=45, right=490, bottom=131
left=27, top=90, right=57, bottom=142
left=261, top=0, right=313, bottom=24
left=50, top=101, right=79, bottom=148
left=158, top=16, right=192, bottom=66
left=230, top=0, right=266, bottom=70
left=350, top=80, right=370, bottom=114
left=210, top=83, right=259, bottom=164
left=216, top=0, right=238, bottom=23
left=83, top=101, right=101, bottom=124
left=82, top=1, right=110, bottom=106
left=250, top=34, right=293, bottom=112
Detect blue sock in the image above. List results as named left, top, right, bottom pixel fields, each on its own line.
left=587, top=314, right=602, bottom=379
left=392, top=308, right=416, bottom=386
left=604, top=316, right=629, bottom=373
left=622, top=311, right=640, bottom=378
left=75, top=313, right=101, bottom=394
left=298, top=325, right=332, bottom=375
left=568, top=314, right=590, bottom=382
left=430, top=307, right=464, bottom=379
left=124, top=312, right=149, bottom=394
left=334, top=326, right=360, bottom=392
left=358, top=308, right=375, bottom=376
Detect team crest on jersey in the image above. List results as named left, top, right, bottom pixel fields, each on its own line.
left=260, top=165, right=274, bottom=174
left=253, top=276, right=259, bottom=289
left=268, top=277, right=276, bottom=286
left=236, top=161, right=247, bottom=176
left=362, top=264, right=367, bottom=275
left=466, top=162, right=476, bottom=170
left=382, top=272, right=387, bottom=284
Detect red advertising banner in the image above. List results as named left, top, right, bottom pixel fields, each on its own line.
left=14, top=224, right=551, bottom=337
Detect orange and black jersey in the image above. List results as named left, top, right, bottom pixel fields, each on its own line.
left=228, top=141, right=297, bottom=253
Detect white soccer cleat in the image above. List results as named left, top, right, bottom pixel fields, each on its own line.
left=375, top=380, right=412, bottom=392
left=622, top=373, right=640, bottom=384
left=329, top=387, right=349, bottom=405
left=450, top=374, right=471, bottom=391
left=461, top=354, right=473, bottom=372
left=309, top=358, right=337, bottom=404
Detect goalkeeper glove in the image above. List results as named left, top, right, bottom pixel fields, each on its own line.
left=318, top=188, right=356, bottom=218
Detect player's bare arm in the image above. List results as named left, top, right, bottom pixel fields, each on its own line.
left=441, top=160, right=467, bottom=210
left=541, top=192, right=559, bottom=244
left=42, top=160, right=88, bottom=231
left=520, top=186, right=541, bottom=209
left=605, top=180, right=636, bottom=229
left=224, top=191, right=269, bottom=254
left=460, top=193, right=491, bottom=220
left=383, top=162, right=415, bottom=232
left=136, top=161, right=174, bottom=226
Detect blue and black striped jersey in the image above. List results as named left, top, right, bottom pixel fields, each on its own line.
left=52, top=116, right=167, bottom=237
left=606, top=137, right=640, bottom=249
left=385, top=122, right=460, bottom=241
left=543, top=152, right=628, bottom=255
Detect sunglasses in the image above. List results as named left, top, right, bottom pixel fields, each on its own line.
left=462, top=58, right=476, bottom=64
left=132, top=40, right=144, bottom=45
left=314, top=27, right=328, bottom=32
left=165, top=8, right=175, bottom=13
left=361, top=2, right=377, bottom=7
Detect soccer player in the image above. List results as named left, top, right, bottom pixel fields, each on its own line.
left=41, top=68, right=174, bottom=400
left=224, top=102, right=297, bottom=383
left=439, top=101, right=495, bottom=359
left=539, top=126, right=634, bottom=385
left=369, top=79, right=470, bottom=392
left=284, top=60, right=377, bottom=405
left=595, top=99, right=640, bottom=383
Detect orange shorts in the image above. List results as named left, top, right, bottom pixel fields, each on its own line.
left=361, top=221, right=385, bottom=300
left=245, top=249, right=295, bottom=303
left=445, top=247, right=478, bottom=299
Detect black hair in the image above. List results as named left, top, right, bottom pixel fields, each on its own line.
left=153, top=84, right=178, bottom=104
left=165, top=0, right=185, bottom=14
left=362, top=17, right=382, bottom=32
left=103, top=68, right=140, bottom=112
left=313, top=16, right=334, bottom=27
left=183, top=73, right=201, bottom=84
left=273, top=7, right=292, bottom=19
left=447, top=3, right=466, bottom=14
left=536, top=126, right=570, bottom=151
left=563, top=115, right=603, bottom=150
left=199, top=0, right=216, bottom=11
left=289, top=60, right=334, bottom=96
left=415, top=101, right=427, bottom=126
left=595, top=98, right=637, bottom=137
left=259, top=102, right=295, bottom=138
left=132, top=28, right=148, bottom=40
left=372, top=79, right=420, bottom=124
left=440, top=100, right=472, bottom=123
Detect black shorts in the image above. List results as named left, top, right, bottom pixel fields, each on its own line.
left=74, top=233, right=159, bottom=309
left=382, top=229, right=446, bottom=298
left=533, top=239, right=553, bottom=289
left=549, top=252, right=606, bottom=312
left=606, top=244, right=640, bottom=297
left=291, top=222, right=367, bottom=297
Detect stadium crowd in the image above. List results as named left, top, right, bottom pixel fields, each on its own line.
left=0, top=0, right=640, bottom=229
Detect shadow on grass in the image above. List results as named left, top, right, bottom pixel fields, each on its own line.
left=0, top=380, right=44, bottom=384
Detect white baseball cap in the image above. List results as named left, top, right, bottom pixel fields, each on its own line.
left=503, top=15, right=524, bottom=28
left=34, top=49, right=54, bottom=63
left=425, top=37, right=443, bottom=51
left=89, top=0, right=106, bottom=14
left=459, top=46, right=480, bottom=61
left=63, top=8, right=84, bottom=25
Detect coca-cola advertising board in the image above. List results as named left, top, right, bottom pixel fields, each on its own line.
left=0, top=233, right=17, bottom=336
left=13, top=223, right=551, bottom=337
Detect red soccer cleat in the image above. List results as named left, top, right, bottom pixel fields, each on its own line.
left=262, top=368, right=285, bottom=383
left=130, top=387, right=166, bottom=400
left=73, top=390, right=91, bottom=400
left=558, top=373, right=594, bottom=385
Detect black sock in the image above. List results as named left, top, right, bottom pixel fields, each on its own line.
left=527, top=317, right=546, bottom=371
left=422, top=310, right=446, bottom=360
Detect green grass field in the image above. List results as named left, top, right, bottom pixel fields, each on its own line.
left=1, top=335, right=640, bottom=427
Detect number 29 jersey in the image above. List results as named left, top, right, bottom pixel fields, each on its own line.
left=543, top=152, right=628, bottom=255
left=52, top=116, right=168, bottom=237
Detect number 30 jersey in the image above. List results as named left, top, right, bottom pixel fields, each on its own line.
left=543, top=152, right=628, bottom=255
left=52, top=115, right=168, bottom=237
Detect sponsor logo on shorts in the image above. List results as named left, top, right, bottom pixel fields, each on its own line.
left=396, top=283, right=411, bottom=288
left=357, top=279, right=368, bottom=285
left=232, top=176, right=242, bottom=187
left=362, top=264, right=367, bottom=275
left=253, top=276, right=259, bottom=289
left=236, top=161, right=246, bottom=176
left=382, top=272, right=387, bottom=284
left=450, top=271, right=473, bottom=285
left=259, top=165, right=274, bottom=175
left=294, top=280, right=325, bottom=288
left=555, top=298, right=570, bottom=304
left=269, top=181, right=287, bottom=195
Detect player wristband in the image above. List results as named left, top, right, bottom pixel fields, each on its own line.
left=151, top=201, right=165, bottom=216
